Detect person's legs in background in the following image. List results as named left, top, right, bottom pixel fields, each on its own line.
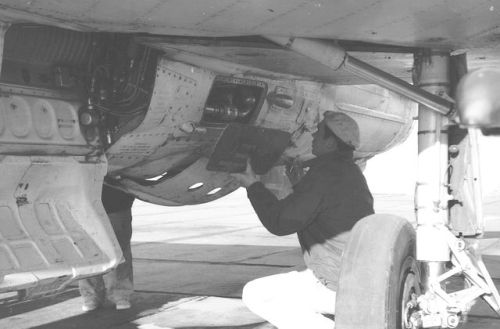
left=104, top=209, right=134, bottom=310
left=78, top=275, right=106, bottom=311
left=78, top=208, right=134, bottom=311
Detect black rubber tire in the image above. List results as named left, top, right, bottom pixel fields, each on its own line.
left=335, top=214, right=419, bottom=329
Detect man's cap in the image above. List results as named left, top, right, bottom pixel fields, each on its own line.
left=323, top=111, right=360, bottom=149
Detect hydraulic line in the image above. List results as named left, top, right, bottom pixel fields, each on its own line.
left=264, top=36, right=454, bottom=116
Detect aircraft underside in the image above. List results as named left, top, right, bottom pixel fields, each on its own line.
left=0, top=1, right=500, bottom=328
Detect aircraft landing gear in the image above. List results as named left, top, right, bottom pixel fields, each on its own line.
left=334, top=215, right=500, bottom=329
left=265, top=36, right=500, bottom=328
left=335, top=51, right=500, bottom=329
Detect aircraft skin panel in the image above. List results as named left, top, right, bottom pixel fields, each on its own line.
left=0, top=155, right=122, bottom=300
left=138, top=35, right=416, bottom=84
left=0, top=0, right=499, bottom=49
left=102, top=56, right=414, bottom=206
left=105, top=59, right=216, bottom=172
left=0, top=93, right=92, bottom=155
left=0, top=78, right=121, bottom=300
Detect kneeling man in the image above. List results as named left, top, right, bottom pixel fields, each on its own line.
left=232, top=111, right=374, bottom=329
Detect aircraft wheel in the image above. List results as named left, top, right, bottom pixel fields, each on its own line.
left=335, top=214, right=420, bottom=329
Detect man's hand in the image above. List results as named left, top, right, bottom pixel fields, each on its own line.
left=285, top=159, right=306, bottom=186
left=231, top=159, right=259, bottom=188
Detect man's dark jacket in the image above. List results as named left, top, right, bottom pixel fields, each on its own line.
left=247, top=150, right=374, bottom=290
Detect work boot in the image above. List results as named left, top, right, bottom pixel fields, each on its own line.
left=81, top=299, right=100, bottom=312
left=115, top=299, right=131, bottom=310
left=79, top=277, right=105, bottom=312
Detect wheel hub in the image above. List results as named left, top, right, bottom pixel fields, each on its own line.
left=401, top=257, right=422, bottom=329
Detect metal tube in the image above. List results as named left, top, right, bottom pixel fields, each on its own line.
left=415, top=52, right=451, bottom=269
left=421, top=262, right=446, bottom=291
left=263, top=36, right=454, bottom=116
left=467, top=127, right=484, bottom=232
left=344, top=56, right=453, bottom=115
left=263, top=36, right=347, bottom=70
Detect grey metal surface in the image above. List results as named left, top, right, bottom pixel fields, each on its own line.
left=0, top=0, right=499, bottom=51
left=1, top=1, right=499, bottom=87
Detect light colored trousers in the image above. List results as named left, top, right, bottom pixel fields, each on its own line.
left=79, top=209, right=133, bottom=305
left=243, top=269, right=336, bottom=329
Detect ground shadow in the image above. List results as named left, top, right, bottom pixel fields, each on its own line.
left=25, top=290, right=188, bottom=329
left=1, top=242, right=303, bottom=329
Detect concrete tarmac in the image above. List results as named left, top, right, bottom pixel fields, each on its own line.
left=1, top=190, right=500, bottom=328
